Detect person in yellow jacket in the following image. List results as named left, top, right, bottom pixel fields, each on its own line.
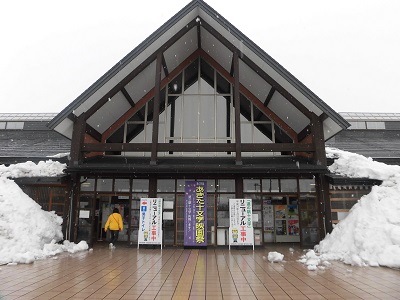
left=104, top=207, right=123, bottom=249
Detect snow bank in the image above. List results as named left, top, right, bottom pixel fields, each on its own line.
left=310, top=148, right=400, bottom=268
left=0, top=160, right=66, bottom=178
left=0, top=161, right=88, bottom=265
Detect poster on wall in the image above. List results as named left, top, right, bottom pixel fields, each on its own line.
left=138, top=198, right=163, bottom=247
left=288, top=205, right=298, bottom=218
left=275, top=220, right=287, bottom=235
left=263, top=202, right=274, bottom=232
left=229, top=199, right=254, bottom=249
left=288, top=220, right=299, bottom=236
left=184, top=181, right=207, bottom=247
left=275, top=205, right=286, bottom=219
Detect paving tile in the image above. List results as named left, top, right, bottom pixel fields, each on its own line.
left=1, top=245, right=400, bottom=300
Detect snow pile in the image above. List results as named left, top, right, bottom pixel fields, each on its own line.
left=0, top=160, right=66, bottom=178
left=298, top=250, right=330, bottom=271
left=307, top=148, right=400, bottom=268
left=267, top=251, right=284, bottom=262
left=0, top=161, right=88, bottom=265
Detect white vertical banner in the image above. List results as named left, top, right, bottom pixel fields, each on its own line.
left=138, top=198, right=163, bottom=247
left=229, top=199, right=254, bottom=249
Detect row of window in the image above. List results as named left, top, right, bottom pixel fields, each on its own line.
left=80, top=177, right=316, bottom=193
left=0, top=121, right=24, bottom=130
left=348, top=121, right=385, bottom=130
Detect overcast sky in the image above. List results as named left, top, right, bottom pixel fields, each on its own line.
left=1, top=0, right=400, bottom=114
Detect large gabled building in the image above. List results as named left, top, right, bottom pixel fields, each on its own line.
left=4, top=0, right=355, bottom=248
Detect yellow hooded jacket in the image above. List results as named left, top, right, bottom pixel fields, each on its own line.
left=104, top=213, right=123, bottom=231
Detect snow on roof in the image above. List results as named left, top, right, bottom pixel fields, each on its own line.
left=0, top=113, right=58, bottom=121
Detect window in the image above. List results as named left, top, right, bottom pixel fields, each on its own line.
left=366, top=122, right=385, bottom=129
left=4, top=122, right=24, bottom=129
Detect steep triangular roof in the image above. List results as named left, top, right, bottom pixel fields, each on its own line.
left=49, top=0, right=349, bottom=141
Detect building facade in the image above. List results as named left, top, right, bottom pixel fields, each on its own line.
left=2, top=1, right=363, bottom=249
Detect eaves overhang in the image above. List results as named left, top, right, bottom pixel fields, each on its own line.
left=65, top=156, right=328, bottom=175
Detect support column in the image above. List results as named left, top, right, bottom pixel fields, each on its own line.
left=233, top=51, right=242, bottom=165
left=150, top=52, right=162, bottom=165
left=70, top=113, right=86, bottom=166
left=70, top=173, right=81, bottom=243
left=310, top=113, right=327, bottom=166
left=149, top=176, right=157, bottom=198
left=321, top=175, right=333, bottom=234
left=235, top=177, right=243, bottom=198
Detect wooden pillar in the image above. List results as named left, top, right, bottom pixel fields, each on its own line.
left=70, top=113, right=86, bottom=166
left=233, top=51, right=242, bottom=165
left=149, top=176, right=157, bottom=198
left=70, top=173, right=81, bottom=243
left=150, top=52, right=162, bottom=165
left=235, top=176, right=243, bottom=198
left=321, top=175, right=333, bottom=234
left=310, top=113, right=327, bottom=166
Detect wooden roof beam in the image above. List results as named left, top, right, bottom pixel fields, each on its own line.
left=201, top=20, right=312, bottom=119
left=101, top=49, right=201, bottom=142
left=83, top=18, right=198, bottom=121
left=199, top=49, right=298, bottom=141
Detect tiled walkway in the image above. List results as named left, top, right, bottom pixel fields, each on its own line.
left=0, top=244, right=399, bottom=300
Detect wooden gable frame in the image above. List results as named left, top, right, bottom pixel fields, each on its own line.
left=74, top=20, right=323, bottom=163
left=59, top=1, right=349, bottom=167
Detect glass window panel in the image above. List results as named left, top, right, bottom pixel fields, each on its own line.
left=157, top=193, right=175, bottom=202
left=280, top=179, right=297, bottom=193
left=132, top=179, right=149, bottom=192
left=348, top=121, right=366, bottom=129
left=176, top=179, right=194, bottom=192
left=301, top=228, right=320, bottom=245
left=253, top=124, right=273, bottom=143
left=0, top=122, right=6, bottom=129
left=80, top=178, right=95, bottom=191
left=299, top=179, right=316, bottom=192
left=6, top=122, right=24, bottom=129
left=252, top=211, right=262, bottom=227
left=216, top=96, right=229, bottom=138
left=216, top=194, right=234, bottom=210
left=199, top=96, right=215, bottom=138
left=366, top=121, right=385, bottom=129
left=300, top=211, right=319, bottom=228
left=114, top=179, right=130, bottom=192
left=216, top=179, right=235, bottom=192
left=200, top=58, right=214, bottom=85
left=184, top=59, right=199, bottom=92
left=172, top=96, right=183, bottom=139
left=182, top=95, right=198, bottom=138
left=217, top=211, right=229, bottom=227
left=206, top=179, right=216, bottom=193
left=262, top=179, right=279, bottom=192
left=168, top=73, right=182, bottom=94
left=243, top=179, right=261, bottom=192
left=97, top=179, right=113, bottom=192
left=240, top=118, right=252, bottom=143
left=157, top=179, right=175, bottom=192
left=300, top=196, right=317, bottom=210
left=216, top=72, right=230, bottom=94
left=129, top=125, right=145, bottom=143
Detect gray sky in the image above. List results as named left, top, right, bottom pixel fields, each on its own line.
left=1, top=0, right=400, bottom=114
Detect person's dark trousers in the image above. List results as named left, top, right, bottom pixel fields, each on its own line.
left=110, top=230, right=119, bottom=244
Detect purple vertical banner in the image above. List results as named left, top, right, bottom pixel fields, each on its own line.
left=184, top=181, right=207, bottom=247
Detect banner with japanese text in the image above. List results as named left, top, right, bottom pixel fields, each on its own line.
left=138, top=198, right=163, bottom=245
left=229, top=199, right=254, bottom=246
left=184, top=181, right=207, bottom=246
